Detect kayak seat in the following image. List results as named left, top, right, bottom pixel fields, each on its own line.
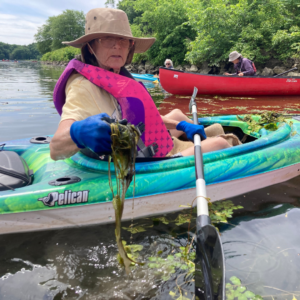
left=0, top=151, right=33, bottom=191
left=223, top=126, right=256, bottom=144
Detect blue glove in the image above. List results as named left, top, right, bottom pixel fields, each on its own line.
left=70, top=113, right=112, bottom=154
left=176, top=121, right=207, bottom=141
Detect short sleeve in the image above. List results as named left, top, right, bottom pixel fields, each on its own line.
left=60, top=74, right=102, bottom=122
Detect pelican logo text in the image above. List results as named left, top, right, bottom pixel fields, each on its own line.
left=287, top=79, right=297, bottom=82
left=38, top=190, right=89, bottom=207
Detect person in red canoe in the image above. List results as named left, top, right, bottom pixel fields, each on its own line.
left=164, top=59, right=174, bottom=69
left=224, top=51, right=256, bottom=76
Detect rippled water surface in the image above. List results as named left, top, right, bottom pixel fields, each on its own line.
left=1, top=61, right=300, bottom=299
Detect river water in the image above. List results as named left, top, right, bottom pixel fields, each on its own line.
left=1, top=61, right=300, bottom=299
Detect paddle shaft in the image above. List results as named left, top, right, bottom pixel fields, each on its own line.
left=191, top=102, right=209, bottom=217
left=273, top=67, right=297, bottom=77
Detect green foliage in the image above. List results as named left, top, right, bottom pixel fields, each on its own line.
left=0, top=42, right=40, bottom=60
left=118, top=0, right=196, bottom=66
left=35, top=10, right=85, bottom=54
left=41, top=47, right=80, bottom=62
left=185, top=0, right=289, bottom=65
left=226, top=276, right=262, bottom=300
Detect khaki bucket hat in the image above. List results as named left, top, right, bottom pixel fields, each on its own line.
left=63, top=8, right=155, bottom=53
left=228, top=51, right=241, bottom=62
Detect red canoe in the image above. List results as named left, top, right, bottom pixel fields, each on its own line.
left=159, top=67, right=300, bottom=96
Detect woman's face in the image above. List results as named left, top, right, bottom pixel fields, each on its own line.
left=91, top=36, right=131, bottom=72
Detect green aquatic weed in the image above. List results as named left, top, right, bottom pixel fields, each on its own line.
left=226, top=276, right=262, bottom=300
left=148, top=246, right=196, bottom=281
left=108, top=121, right=140, bottom=273
left=237, top=111, right=287, bottom=133
left=116, top=241, right=144, bottom=266
left=209, top=201, right=243, bottom=225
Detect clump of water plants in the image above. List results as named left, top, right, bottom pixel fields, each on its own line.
left=116, top=241, right=143, bottom=266
left=237, top=111, right=288, bottom=133
left=108, top=121, right=140, bottom=273
left=209, top=200, right=243, bottom=225
left=148, top=246, right=196, bottom=281
left=226, top=276, right=262, bottom=300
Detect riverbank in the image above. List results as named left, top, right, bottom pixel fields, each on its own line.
left=41, top=57, right=300, bottom=77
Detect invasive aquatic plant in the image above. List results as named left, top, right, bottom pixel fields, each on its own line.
left=237, top=111, right=288, bottom=133
left=117, top=241, right=143, bottom=266
left=148, top=246, right=196, bottom=281
left=226, top=276, right=262, bottom=300
left=108, top=121, right=140, bottom=273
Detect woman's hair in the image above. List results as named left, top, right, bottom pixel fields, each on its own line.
left=164, top=59, right=173, bottom=66
left=75, top=39, right=136, bottom=66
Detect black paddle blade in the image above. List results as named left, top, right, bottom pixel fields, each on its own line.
left=195, top=217, right=225, bottom=300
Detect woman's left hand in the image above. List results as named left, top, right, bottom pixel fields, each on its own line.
left=176, top=121, right=207, bottom=141
left=238, top=73, right=244, bottom=76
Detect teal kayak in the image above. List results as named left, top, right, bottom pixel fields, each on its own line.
left=1, top=115, right=300, bottom=235
left=131, top=73, right=159, bottom=82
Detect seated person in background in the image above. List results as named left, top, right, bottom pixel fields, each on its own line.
left=164, top=59, right=174, bottom=69
left=224, top=51, right=256, bottom=76
left=50, top=8, right=235, bottom=161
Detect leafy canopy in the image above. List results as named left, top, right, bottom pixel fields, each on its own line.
left=35, top=10, right=85, bottom=55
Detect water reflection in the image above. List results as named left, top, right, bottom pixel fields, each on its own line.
left=159, top=94, right=300, bottom=116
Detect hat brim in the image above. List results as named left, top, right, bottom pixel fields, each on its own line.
left=62, top=32, right=155, bottom=53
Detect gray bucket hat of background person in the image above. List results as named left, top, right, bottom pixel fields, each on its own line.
left=228, top=51, right=241, bottom=62
left=62, top=8, right=156, bottom=64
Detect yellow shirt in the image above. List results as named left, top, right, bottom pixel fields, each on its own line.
left=60, top=72, right=121, bottom=122
left=60, top=72, right=192, bottom=156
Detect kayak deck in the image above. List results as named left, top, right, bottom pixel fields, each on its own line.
left=1, top=115, right=300, bottom=234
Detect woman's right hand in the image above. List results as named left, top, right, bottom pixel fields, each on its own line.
left=70, top=113, right=112, bottom=154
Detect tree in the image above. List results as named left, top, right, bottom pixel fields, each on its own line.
left=118, top=0, right=196, bottom=66
left=10, top=47, right=30, bottom=60
left=50, top=10, right=85, bottom=50
left=35, top=10, right=85, bottom=54
left=185, top=0, right=289, bottom=65
left=35, top=22, right=52, bottom=55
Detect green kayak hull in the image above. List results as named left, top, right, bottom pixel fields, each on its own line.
left=1, top=115, right=300, bottom=235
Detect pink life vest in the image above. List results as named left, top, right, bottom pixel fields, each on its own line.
left=53, top=59, right=174, bottom=158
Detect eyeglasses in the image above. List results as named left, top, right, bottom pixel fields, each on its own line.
left=166, top=63, right=171, bottom=65
left=98, top=37, right=134, bottom=49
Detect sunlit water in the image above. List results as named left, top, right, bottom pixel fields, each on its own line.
left=1, top=61, right=300, bottom=299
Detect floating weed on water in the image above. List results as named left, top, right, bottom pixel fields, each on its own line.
left=174, top=214, right=193, bottom=226
left=226, top=276, right=262, bottom=300
left=122, top=224, right=153, bottom=234
left=209, top=201, right=243, bottom=225
left=116, top=241, right=144, bottom=266
left=108, top=121, right=140, bottom=273
left=237, top=111, right=288, bottom=133
left=148, top=246, right=196, bottom=281
left=152, top=216, right=170, bottom=225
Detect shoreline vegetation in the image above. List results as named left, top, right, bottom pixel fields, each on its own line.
left=5, top=0, right=298, bottom=77
left=40, top=46, right=300, bottom=77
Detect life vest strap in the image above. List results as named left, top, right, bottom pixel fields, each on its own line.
left=135, top=122, right=158, bottom=158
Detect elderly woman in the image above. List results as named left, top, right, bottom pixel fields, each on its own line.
left=50, top=8, right=232, bottom=161
left=164, top=59, right=174, bottom=69
left=224, top=51, right=256, bottom=76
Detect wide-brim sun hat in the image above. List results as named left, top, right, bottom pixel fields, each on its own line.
left=62, top=8, right=155, bottom=54
left=228, top=51, right=241, bottom=62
